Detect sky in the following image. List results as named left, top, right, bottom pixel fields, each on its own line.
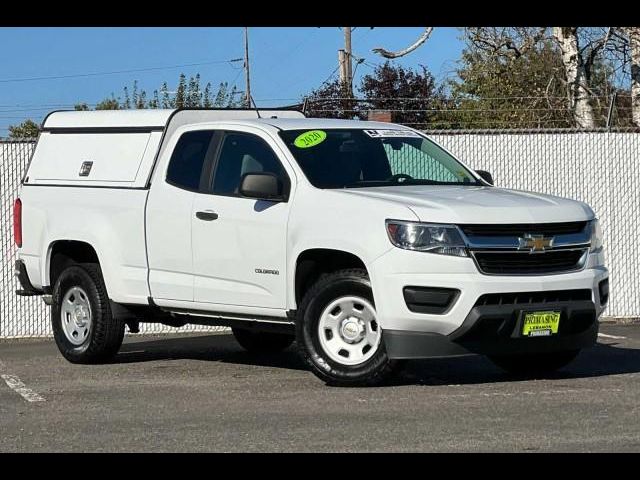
left=0, top=27, right=465, bottom=135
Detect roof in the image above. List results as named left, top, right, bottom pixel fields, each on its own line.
left=41, top=109, right=409, bottom=132
left=41, top=108, right=306, bottom=130
left=43, top=109, right=175, bottom=129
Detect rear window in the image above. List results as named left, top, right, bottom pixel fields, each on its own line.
left=166, top=130, right=216, bottom=191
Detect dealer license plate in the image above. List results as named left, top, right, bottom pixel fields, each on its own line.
left=522, top=311, right=561, bottom=337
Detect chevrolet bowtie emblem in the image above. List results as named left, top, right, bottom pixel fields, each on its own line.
left=518, top=234, right=554, bottom=253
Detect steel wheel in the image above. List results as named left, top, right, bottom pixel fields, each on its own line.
left=317, top=296, right=381, bottom=366
left=60, top=286, right=93, bottom=346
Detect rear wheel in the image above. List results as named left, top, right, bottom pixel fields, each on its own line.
left=296, top=269, right=401, bottom=386
left=232, top=328, right=294, bottom=353
left=489, top=349, right=580, bottom=376
left=51, top=263, right=125, bottom=363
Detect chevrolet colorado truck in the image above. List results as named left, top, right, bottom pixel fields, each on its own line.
left=14, top=108, right=609, bottom=385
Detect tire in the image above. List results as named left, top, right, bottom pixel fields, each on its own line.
left=489, top=349, right=580, bottom=376
left=296, top=268, right=400, bottom=386
left=51, top=263, right=125, bottom=364
left=232, top=327, right=294, bottom=353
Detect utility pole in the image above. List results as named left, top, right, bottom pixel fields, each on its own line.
left=338, top=27, right=353, bottom=96
left=244, top=26, right=252, bottom=108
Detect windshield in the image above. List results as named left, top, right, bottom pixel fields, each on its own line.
left=278, top=128, right=480, bottom=189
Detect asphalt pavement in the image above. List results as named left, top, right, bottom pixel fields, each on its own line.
left=1, top=323, right=640, bottom=452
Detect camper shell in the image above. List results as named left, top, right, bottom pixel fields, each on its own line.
left=27, top=108, right=306, bottom=188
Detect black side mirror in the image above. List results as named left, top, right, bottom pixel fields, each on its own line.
left=476, top=170, right=494, bottom=185
left=239, top=173, right=286, bottom=202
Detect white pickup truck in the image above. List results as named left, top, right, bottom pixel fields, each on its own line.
left=14, top=108, right=609, bottom=385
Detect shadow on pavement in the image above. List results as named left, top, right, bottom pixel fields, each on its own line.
left=115, top=334, right=640, bottom=386
left=116, top=333, right=308, bottom=371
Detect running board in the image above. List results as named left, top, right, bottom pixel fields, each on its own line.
left=157, top=308, right=295, bottom=335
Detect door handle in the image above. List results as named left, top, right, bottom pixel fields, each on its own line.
left=195, top=210, right=219, bottom=221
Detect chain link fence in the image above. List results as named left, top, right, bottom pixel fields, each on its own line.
left=1, top=130, right=638, bottom=337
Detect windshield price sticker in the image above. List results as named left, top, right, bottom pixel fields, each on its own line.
left=363, top=129, right=422, bottom=138
left=294, top=130, right=327, bottom=148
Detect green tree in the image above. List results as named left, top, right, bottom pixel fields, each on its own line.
left=8, top=119, right=40, bottom=138
left=96, top=95, right=120, bottom=110
left=449, top=38, right=621, bottom=129
left=175, top=73, right=187, bottom=108
left=74, top=103, right=89, bottom=111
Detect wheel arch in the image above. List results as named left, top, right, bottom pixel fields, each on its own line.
left=293, top=248, right=369, bottom=309
left=46, top=239, right=102, bottom=289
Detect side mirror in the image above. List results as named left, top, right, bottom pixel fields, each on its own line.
left=476, top=170, right=494, bottom=185
left=239, top=173, right=286, bottom=202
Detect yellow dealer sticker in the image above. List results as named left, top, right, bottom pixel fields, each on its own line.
left=522, top=311, right=561, bottom=337
left=294, top=130, right=327, bottom=148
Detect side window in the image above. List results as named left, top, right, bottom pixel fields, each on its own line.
left=166, top=130, right=215, bottom=191
left=212, top=132, right=287, bottom=196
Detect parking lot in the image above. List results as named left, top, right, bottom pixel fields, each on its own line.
left=1, top=323, right=640, bottom=452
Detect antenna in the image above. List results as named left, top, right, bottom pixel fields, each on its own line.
left=250, top=94, right=261, bottom=118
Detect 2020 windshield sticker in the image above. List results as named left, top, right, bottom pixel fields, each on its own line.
left=363, top=129, right=422, bottom=138
left=294, top=130, right=327, bottom=148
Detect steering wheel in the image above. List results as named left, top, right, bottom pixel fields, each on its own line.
left=386, top=173, right=414, bottom=183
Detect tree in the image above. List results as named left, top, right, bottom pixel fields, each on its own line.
left=96, top=95, right=120, bottom=110
left=74, top=103, right=89, bottom=111
left=449, top=40, right=572, bottom=128
left=175, top=73, right=187, bottom=108
left=303, top=62, right=447, bottom=127
left=8, top=119, right=40, bottom=138
left=304, top=79, right=360, bottom=119
left=359, top=61, right=447, bottom=127
left=82, top=73, right=243, bottom=111
left=372, top=26, right=627, bottom=128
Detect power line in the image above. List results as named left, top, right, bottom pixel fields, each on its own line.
left=0, top=59, right=241, bottom=84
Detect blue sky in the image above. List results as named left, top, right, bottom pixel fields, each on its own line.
left=0, top=27, right=465, bottom=135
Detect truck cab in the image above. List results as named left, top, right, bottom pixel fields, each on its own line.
left=15, top=108, right=609, bottom=385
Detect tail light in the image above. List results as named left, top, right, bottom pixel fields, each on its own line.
left=13, top=198, right=22, bottom=248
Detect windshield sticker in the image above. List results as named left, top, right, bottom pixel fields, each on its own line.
left=363, top=129, right=422, bottom=138
left=294, top=130, right=327, bottom=148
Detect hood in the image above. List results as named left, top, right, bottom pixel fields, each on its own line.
left=338, top=185, right=594, bottom=224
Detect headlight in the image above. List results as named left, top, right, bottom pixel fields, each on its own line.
left=386, top=220, right=468, bottom=257
left=590, top=218, right=603, bottom=252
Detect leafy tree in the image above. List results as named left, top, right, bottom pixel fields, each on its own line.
left=304, top=79, right=360, bottom=119
left=74, top=103, right=89, bottom=111
left=175, top=73, right=187, bottom=108
left=359, top=62, right=448, bottom=127
left=449, top=38, right=623, bottom=129
left=96, top=95, right=120, bottom=110
left=160, top=82, right=171, bottom=108
left=74, top=73, right=244, bottom=112
left=303, top=62, right=446, bottom=126
left=8, top=119, right=40, bottom=138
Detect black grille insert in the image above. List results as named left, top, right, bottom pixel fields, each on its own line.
left=475, top=289, right=592, bottom=307
left=473, top=249, right=587, bottom=275
left=461, top=221, right=588, bottom=237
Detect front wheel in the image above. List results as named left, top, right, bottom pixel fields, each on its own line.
left=489, top=349, right=580, bottom=376
left=296, top=269, right=401, bottom=386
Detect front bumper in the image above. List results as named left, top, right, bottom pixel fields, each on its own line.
left=370, top=247, right=608, bottom=358
left=383, top=298, right=598, bottom=359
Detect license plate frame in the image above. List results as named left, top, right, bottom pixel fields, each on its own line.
left=521, top=310, right=561, bottom=337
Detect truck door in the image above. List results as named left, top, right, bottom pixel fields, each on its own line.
left=191, top=130, right=291, bottom=309
left=146, top=130, right=219, bottom=302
